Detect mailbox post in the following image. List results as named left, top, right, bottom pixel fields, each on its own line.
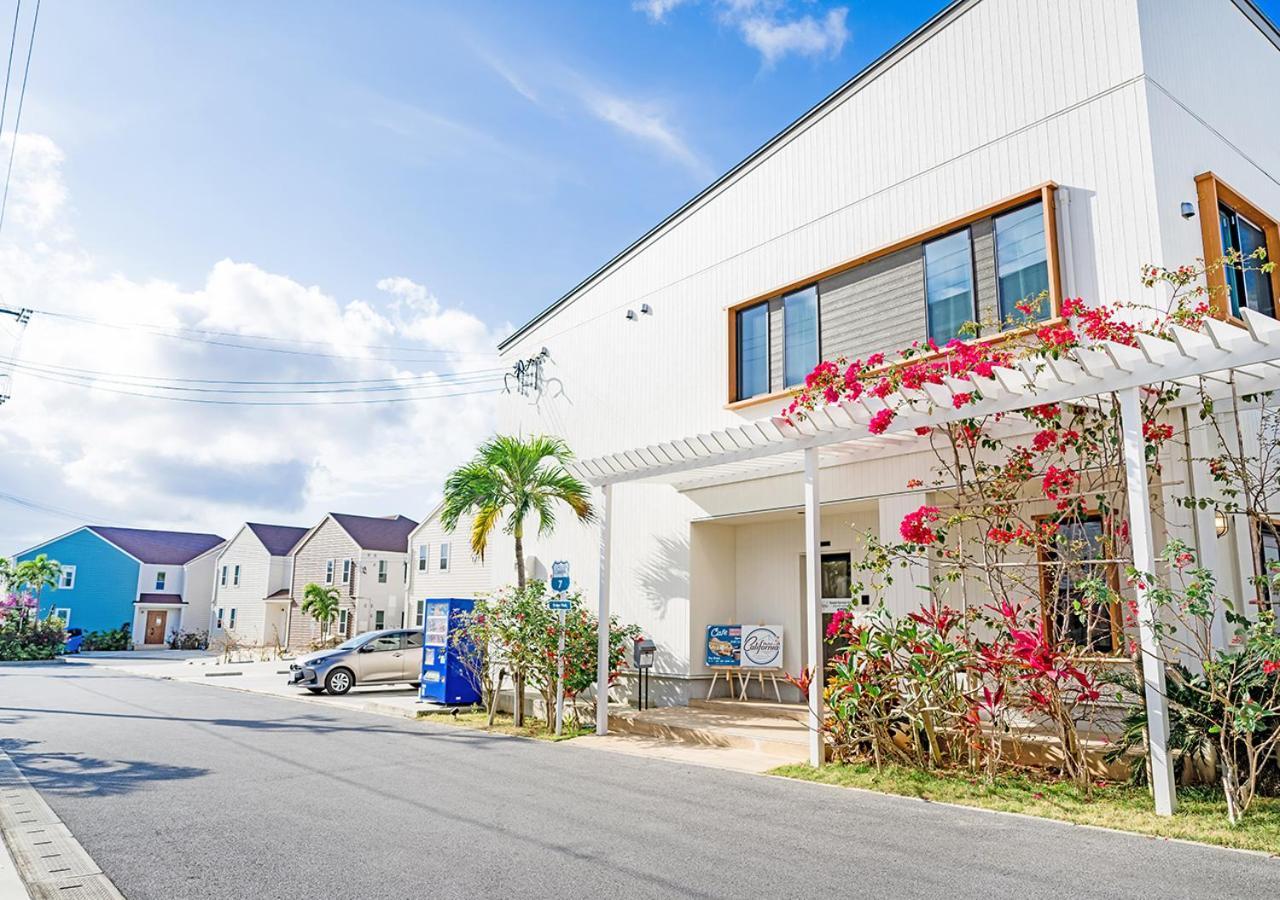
left=633, top=637, right=656, bottom=710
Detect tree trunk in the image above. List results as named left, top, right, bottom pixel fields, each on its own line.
left=513, top=671, right=525, bottom=727
left=514, top=530, right=526, bottom=591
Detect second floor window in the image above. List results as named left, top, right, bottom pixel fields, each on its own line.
left=154, top=571, right=166, bottom=591
left=325, top=559, right=335, bottom=585
left=59, top=565, right=76, bottom=590
left=1220, top=204, right=1275, bottom=318
left=439, top=542, right=450, bottom=571
left=341, top=559, right=352, bottom=584
left=782, top=286, right=819, bottom=387
left=735, top=301, right=769, bottom=401
left=995, top=201, right=1049, bottom=323
left=378, top=560, right=388, bottom=583
left=232, top=565, right=240, bottom=587
left=417, top=544, right=428, bottom=572
left=219, top=566, right=227, bottom=587
left=924, top=229, right=975, bottom=344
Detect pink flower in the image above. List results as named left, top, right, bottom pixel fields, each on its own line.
left=952, top=392, right=973, bottom=409
left=900, top=505, right=941, bottom=545
left=868, top=408, right=895, bottom=435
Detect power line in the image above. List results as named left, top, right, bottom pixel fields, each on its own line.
left=0, top=0, right=37, bottom=236
left=34, top=308, right=497, bottom=361
left=0, top=364, right=504, bottom=405
left=0, top=2, right=21, bottom=141
left=0, top=356, right=507, bottom=388
left=0, top=489, right=124, bottom=527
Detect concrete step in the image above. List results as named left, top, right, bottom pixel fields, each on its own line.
left=609, top=706, right=809, bottom=760
left=688, top=698, right=808, bottom=724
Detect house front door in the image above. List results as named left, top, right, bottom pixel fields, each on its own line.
left=144, top=610, right=168, bottom=645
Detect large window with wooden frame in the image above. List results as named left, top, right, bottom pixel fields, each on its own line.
left=923, top=228, right=976, bottom=344
left=725, top=183, right=1061, bottom=408
left=1195, top=172, right=1280, bottom=321
left=1039, top=514, right=1121, bottom=654
left=994, top=200, right=1051, bottom=324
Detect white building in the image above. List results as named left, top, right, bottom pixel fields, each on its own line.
left=494, top=0, right=1280, bottom=707
left=405, top=504, right=492, bottom=629
left=209, top=522, right=308, bottom=647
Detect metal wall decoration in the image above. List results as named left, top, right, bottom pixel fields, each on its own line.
left=504, top=347, right=551, bottom=399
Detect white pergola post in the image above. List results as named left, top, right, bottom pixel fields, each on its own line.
left=803, top=447, right=824, bottom=767
left=1118, top=387, right=1177, bottom=816
left=596, top=483, right=614, bottom=736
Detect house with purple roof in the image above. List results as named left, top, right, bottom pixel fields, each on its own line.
left=14, top=525, right=225, bottom=645
left=286, top=512, right=417, bottom=649
left=209, top=522, right=309, bottom=647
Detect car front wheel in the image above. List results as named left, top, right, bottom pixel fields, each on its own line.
left=325, top=668, right=354, bottom=695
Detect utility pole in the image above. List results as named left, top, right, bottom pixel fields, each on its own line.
left=0, top=306, right=32, bottom=405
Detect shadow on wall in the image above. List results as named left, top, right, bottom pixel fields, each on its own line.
left=635, top=534, right=690, bottom=673
left=1061, top=185, right=1099, bottom=306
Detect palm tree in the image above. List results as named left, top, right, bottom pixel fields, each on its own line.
left=300, top=583, right=341, bottom=642
left=0, top=556, right=13, bottom=592
left=441, top=434, right=594, bottom=590
left=16, top=554, right=61, bottom=626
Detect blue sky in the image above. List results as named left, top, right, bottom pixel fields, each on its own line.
left=26, top=0, right=955, bottom=330
left=2, top=0, right=1277, bottom=551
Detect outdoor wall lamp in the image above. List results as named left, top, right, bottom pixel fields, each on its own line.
left=625, top=309, right=637, bottom=321
left=1181, top=201, right=1196, bottom=220
left=1215, top=510, right=1230, bottom=537
left=641, top=303, right=653, bottom=315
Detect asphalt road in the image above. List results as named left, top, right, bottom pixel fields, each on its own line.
left=1, top=665, right=1277, bottom=900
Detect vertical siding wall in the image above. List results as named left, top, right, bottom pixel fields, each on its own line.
left=212, top=529, right=275, bottom=644
left=288, top=519, right=360, bottom=649
left=407, top=511, right=492, bottom=619
left=18, top=530, right=139, bottom=633
left=497, top=0, right=1172, bottom=679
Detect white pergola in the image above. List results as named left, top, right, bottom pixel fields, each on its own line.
left=579, top=309, right=1280, bottom=817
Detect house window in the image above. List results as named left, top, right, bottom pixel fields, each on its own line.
left=338, top=608, right=349, bottom=634
left=341, top=558, right=352, bottom=584
left=216, top=608, right=224, bottom=629
left=59, top=565, right=76, bottom=590
left=374, top=610, right=385, bottom=630
left=155, top=571, right=167, bottom=591
left=378, top=560, right=388, bottom=584
left=232, top=565, right=241, bottom=587
left=414, top=599, right=425, bottom=628
left=228, top=608, right=237, bottom=630
left=439, top=542, right=450, bottom=572
left=820, top=552, right=852, bottom=601
left=220, top=565, right=227, bottom=587
left=52, top=607, right=71, bottom=625
left=1040, top=515, right=1119, bottom=653
left=782, top=285, right=819, bottom=387
left=995, top=201, right=1050, bottom=324
left=924, top=229, right=976, bottom=344
left=1220, top=204, right=1276, bottom=318
left=734, top=301, right=770, bottom=401
left=417, top=544, right=428, bottom=572
left=325, top=559, right=335, bottom=585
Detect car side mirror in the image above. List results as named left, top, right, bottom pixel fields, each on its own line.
left=357, top=644, right=373, bottom=653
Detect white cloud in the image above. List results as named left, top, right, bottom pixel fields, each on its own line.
left=581, top=90, right=712, bottom=181
left=633, top=0, right=693, bottom=22
left=0, top=133, right=505, bottom=553
left=635, top=1, right=850, bottom=66
left=738, top=7, right=849, bottom=66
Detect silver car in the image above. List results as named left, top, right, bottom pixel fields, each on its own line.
left=288, top=629, right=423, bottom=695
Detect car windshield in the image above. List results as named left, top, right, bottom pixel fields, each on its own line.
left=333, top=636, right=366, bottom=651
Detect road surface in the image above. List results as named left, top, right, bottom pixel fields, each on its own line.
left=1, top=663, right=1276, bottom=899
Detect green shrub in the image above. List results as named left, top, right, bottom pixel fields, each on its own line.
left=81, top=625, right=132, bottom=652
left=0, top=617, right=67, bottom=661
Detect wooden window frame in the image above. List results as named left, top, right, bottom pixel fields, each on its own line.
left=1035, top=511, right=1123, bottom=655
left=1194, top=172, right=1280, bottom=323
left=725, top=182, right=1061, bottom=410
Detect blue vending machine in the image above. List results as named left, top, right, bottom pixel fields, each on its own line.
left=419, top=598, right=482, bottom=706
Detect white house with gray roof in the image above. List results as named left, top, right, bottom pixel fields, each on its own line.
left=209, top=522, right=309, bottom=647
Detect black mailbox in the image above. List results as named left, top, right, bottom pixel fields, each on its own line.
left=633, top=638, right=656, bottom=669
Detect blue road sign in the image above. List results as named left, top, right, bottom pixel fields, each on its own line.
left=548, top=599, right=572, bottom=611
left=550, top=560, right=571, bottom=593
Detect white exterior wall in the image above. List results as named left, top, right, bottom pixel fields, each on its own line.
left=183, top=551, right=219, bottom=637
left=356, top=550, right=409, bottom=632
left=493, top=0, right=1280, bottom=698
left=406, top=508, right=493, bottom=628
left=209, top=527, right=291, bottom=646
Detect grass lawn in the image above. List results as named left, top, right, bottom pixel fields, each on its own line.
left=420, top=708, right=590, bottom=742
left=770, top=762, right=1280, bottom=854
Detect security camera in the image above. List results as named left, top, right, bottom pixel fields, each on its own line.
left=1180, top=202, right=1196, bottom=220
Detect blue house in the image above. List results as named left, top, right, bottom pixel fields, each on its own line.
left=14, top=526, right=225, bottom=644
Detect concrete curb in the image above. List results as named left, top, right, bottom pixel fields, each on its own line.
left=0, top=750, right=125, bottom=899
